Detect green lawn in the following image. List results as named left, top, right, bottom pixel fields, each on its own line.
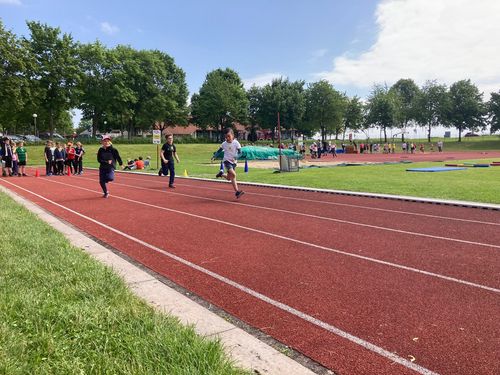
left=21, top=137, right=500, bottom=204
left=0, top=192, right=248, bottom=375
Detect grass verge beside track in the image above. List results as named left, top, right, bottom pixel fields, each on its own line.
left=0, top=192, right=247, bottom=375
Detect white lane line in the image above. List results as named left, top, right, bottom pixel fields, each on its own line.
left=42, top=178, right=500, bottom=294
left=76, top=175, right=500, bottom=251
left=1, top=179, right=440, bottom=375
left=110, top=171, right=500, bottom=227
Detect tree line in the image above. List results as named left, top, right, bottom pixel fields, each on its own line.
left=1, top=19, right=500, bottom=142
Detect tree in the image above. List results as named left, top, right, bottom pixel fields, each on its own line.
left=0, top=20, right=32, bottom=134
left=365, top=84, right=397, bottom=142
left=488, top=91, right=500, bottom=134
left=343, top=96, right=364, bottom=140
left=304, top=80, right=346, bottom=143
left=247, top=85, right=263, bottom=142
left=25, top=21, right=81, bottom=136
left=256, top=78, right=306, bottom=141
left=415, top=80, right=450, bottom=141
left=78, top=41, right=115, bottom=136
left=190, top=68, right=248, bottom=141
left=389, top=79, right=420, bottom=142
left=448, top=80, right=486, bottom=142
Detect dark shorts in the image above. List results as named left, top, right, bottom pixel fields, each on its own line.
left=223, top=160, right=237, bottom=171
left=99, top=168, right=115, bottom=183
left=18, top=160, right=26, bottom=166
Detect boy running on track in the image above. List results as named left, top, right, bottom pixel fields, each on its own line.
left=97, top=136, right=123, bottom=198
left=212, top=128, right=244, bottom=199
left=160, top=134, right=180, bottom=188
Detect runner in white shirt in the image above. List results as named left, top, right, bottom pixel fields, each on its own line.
left=212, top=128, right=245, bottom=199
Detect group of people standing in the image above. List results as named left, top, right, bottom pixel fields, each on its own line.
left=44, top=140, right=85, bottom=176
left=1, top=137, right=28, bottom=177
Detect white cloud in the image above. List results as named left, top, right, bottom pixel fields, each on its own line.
left=243, top=73, right=283, bottom=89
left=100, top=21, right=119, bottom=35
left=318, top=0, right=500, bottom=96
left=0, top=0, right=22, bottom=5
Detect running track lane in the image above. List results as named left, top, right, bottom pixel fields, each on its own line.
left=2, top=172, right=499, bottom=375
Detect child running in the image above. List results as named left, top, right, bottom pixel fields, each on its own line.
left=97, top=136, right=123, bottom=198
left=213, top=128, right=244, bottom=199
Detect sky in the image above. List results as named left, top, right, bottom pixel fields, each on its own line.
left=1, top=0, right=500, bottom=135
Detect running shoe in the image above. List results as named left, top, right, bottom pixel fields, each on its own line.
left=235, top=190, right=245, bottom=199
left=216, top=171, right=224, bottom=178
left=169, top=184, right=175, bottom=189
left=103, top=192, right=109, bottom=198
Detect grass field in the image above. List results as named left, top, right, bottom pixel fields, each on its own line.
left=0, top=192, right=248, bottom=375
left=20, top=136, right=500, bottom=204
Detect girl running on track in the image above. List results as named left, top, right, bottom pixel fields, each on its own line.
left=212, top=128, right=244, bottom=199
left=97, top=136, right=123, bottom=198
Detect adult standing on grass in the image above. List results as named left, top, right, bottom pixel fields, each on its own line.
left=213, top=128, right=244, bottom=199
left=160, top=134, right=180, bottom=188
left=97, top=136, right=123, bottom=198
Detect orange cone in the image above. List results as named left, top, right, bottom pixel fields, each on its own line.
left=35, top=169, right=40, bottom=177
left=67, top=168, right=71, bottom=176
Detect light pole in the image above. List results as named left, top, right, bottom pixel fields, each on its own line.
left=32, top=113, right=37, bottom=136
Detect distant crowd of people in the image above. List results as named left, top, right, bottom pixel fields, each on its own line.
left=43, top=140, right=86, bottom=176
left=1, top=137, right=28, bottom=177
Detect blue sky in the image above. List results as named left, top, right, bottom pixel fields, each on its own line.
left=1, top=0, right=378, bottom=98
left=2, top=0, right=499, bottom=136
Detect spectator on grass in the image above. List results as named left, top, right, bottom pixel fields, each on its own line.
left=75, top=142, right=85, bottom=175
left=136, top=156, right=145, bottom=170
left=419, top=144, right=425, bottom=153
left=44, top=141, right=54, bottom=176
left=144, top=156, right=151, bottom=169
left=1, top=137, right=13, bottom=177
left=437, top=141, right=443, bottom=152
left=54, top=143, right=65, bottom=175
left=16, top=141, right=28, bottom=176
left=123, top=159, right=136, bottom=170
left=11, top=141, right=19, bottom=176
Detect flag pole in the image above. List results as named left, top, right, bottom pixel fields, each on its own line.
left=277, top=112, right=282, bottom=171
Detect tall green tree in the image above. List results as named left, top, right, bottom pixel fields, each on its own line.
left=415, top=80, right=450, bottom=141
left=487, top=91, right=500, bottom=134
left=304, top=80, right=346, bottom=143
left=256, top=78, right=305, bottom=141
left=448, top=79, right=486, bottom=141
left=190, top=68, right=248, bottom=141
left=365, top=84, right=397, bottom=142
left=78, top=41, right=115, bottom=136
left=0, top=20, right=32, bottom=134
left=389, top=79, right=420, bottom=142
left=343, top=96, right=364, bottom=141
left=25, top=21, right=81, bottom=136
left=246, top=85, right=263, bottom=142
left=108, top=46, right=188, bottom=137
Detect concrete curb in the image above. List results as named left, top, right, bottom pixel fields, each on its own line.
left=0, top=185, right=317, bottom=375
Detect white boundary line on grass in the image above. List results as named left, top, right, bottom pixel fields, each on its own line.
left=0, top=180, right=440, bottom=375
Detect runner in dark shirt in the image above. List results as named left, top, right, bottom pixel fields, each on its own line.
left=160, top=134, right=180, bottom=188
left=97, top=137, right=123, bottom=198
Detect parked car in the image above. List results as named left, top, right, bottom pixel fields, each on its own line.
left=39, top=132, right=66, bottom=140
left=464, top=132, right=479, bottom=137
left=23, top=135, right=43, bottom=143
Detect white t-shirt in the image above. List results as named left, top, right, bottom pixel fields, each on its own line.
left=221, top=139, right=241, bottom=164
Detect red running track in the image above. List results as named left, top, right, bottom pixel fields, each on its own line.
left=1, top=170, right=499, bottom=375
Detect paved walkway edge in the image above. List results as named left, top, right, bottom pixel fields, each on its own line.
left=0, top=185, right=316, bottom=375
